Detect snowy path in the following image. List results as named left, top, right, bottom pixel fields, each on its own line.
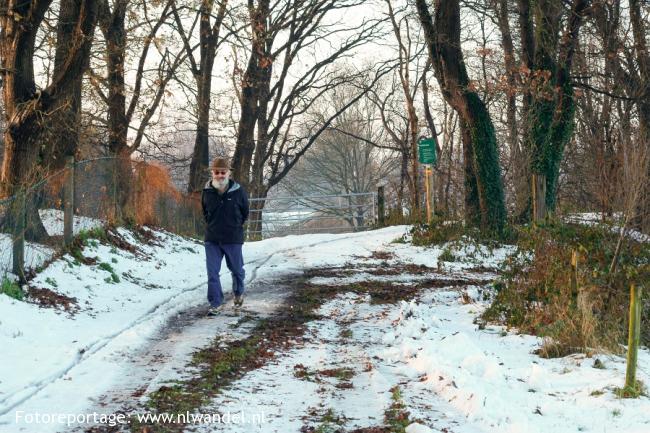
left=73, top=275, right=293, bottom=424
left=75, top=230, right=408, bottom=418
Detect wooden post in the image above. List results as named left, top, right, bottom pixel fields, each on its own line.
left=424, top=166, right=432, bottom=223
left=12, top=192, right=26, bottom=282
left=570, top=250, right=578, bottom=295
left=428, top=165, right=435, bottom=220
left=532, top=174, right=546, bottom=223
left=112, top=157, right=119, bottom=223
left=624, top=284, right=642, bottom=393
left=64, top=156, right=75, bottom=246
left=377, top=185, right=385, bottom=227
left=425, top=165, right=436, bottom=219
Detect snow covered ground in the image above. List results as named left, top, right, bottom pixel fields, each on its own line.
left=193, top=236, right=650, bottom=433
left=0, top=209, right=105, bottom=274
left=1, top=223, right=649, bottom=433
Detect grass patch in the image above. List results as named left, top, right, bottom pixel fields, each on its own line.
left=1, top=277, right=24, bottom=301
left=409, top=217, right=514, bottom=247
left=303, top=266, right=486, bottom=305
left=26, top=286, right=78, bottom=312
left=98, top=262, right=114, bottom=273
left=319, top=367, right=355, bottom=381
left=308, top=408, right=346, bottom=433
left=76, top=227, right=108, bottom=245
left=615, top=380, right=647, bottom=399
left=409, top=219, right=467, bottom=246
left=293, top=363, right=318, bottom=381
left=98, top=262, right=120, bottom=283
left=340, top=328, right=353, bottom=338
left=293, top=364, right=355, bottom=388
left=384, top=386, right=411, bottom=433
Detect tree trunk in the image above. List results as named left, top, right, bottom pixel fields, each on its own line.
left=103, top=0, right=129, bottom=155
left=188, top=66, right=215, bottom=192
left=251, top=51, right=273, bottom=198
left=460, top=120, right=480, bottom=227
left=39, top=0, right=97, bottom=171
left=629, top=0, right=650, bottom=232
left=232, top=0, right=269, bottom=190
left=180, top=0, right=228, bottom=192
left=497, top=0, right=528, bottom=218
left=1, top=0, right=98, bottom=241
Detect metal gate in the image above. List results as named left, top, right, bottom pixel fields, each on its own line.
left=246, top=192, right=377, bottom=239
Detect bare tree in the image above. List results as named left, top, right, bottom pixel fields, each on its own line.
left=230, top=0, right=386, bottom=193
left=283, top=129, right=396, bottom=228
left=227, top=0, right=390, bottom=232
left=627, top=0, right=650, bottom=232
left=172, top=0, right=232, bottom=192
left=384, top=0, right=427, bottom=211
left=1, top=0, right=98, bottom=190
left=91, top=0, right=184, bottom=157
left=282, top=87, right=398, bottom=199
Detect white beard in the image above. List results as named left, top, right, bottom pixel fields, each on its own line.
left=212, top=178, right=229, bottom=190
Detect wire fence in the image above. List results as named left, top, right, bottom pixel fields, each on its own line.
left=0, top=157, right=205, bottom=281
left=0, top=157, right=384, bottom=281
left=247, top=192, right=377, bottom=239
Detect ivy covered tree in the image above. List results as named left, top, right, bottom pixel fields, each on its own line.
left=520, top=0, right=590, bottom=215
left=415, top=0, right=507, bottom=234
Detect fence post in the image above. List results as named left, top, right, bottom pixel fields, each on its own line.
left=111, top=156, right=122, bottom=223
left=624, top=284, right=642, bottom=394
left=532, top=174, right=546, bottom=223
left=12, top=192, right=26, bottom=283
left=64, top=156, right=75, bottom=246
left=424, top=166, right=433, bottom=224
left=570, top=250, right=578, bottom=295
left=377, top=185, right=385, bottom=227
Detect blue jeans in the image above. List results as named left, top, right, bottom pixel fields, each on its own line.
left=205, top=242, right=245, bottom=307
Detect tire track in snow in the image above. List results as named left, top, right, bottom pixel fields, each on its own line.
left=0, top=230, right=387, bottom=417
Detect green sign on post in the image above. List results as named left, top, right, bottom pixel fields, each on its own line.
left=418, top=137, right=437, bottom=165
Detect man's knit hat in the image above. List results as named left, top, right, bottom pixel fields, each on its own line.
left=211, top=157, right=231, bottom=171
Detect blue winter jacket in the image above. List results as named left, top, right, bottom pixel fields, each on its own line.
left=201, top=179, right=250, bottom=244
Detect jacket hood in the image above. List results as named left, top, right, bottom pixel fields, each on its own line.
left=203, top=179, right=241, bottom=193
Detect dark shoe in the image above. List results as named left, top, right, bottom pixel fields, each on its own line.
left=234, top=294, right=244, bottom=308
left=207, top=305, right=223, bottom=316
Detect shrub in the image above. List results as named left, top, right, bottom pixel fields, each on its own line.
left=410, top=218, right=467, bottom=246
left=77, top=227, right=107, bottom=245
left=410, top=216, right=516, bottom=247
left=438, top=247, right=456, bottom=262
left=483, top=219, right=650, bottom=355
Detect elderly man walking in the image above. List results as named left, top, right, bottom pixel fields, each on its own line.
left=201, top=157, right=249, bottom=316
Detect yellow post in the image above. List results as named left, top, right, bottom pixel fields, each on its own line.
left=624, top=284, right=642, bottom=394
left=424, top=165, right=432, bottom=223
left=532, top=174, right=547, bottom=223
left=570, top=250, right=578, bottom=295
